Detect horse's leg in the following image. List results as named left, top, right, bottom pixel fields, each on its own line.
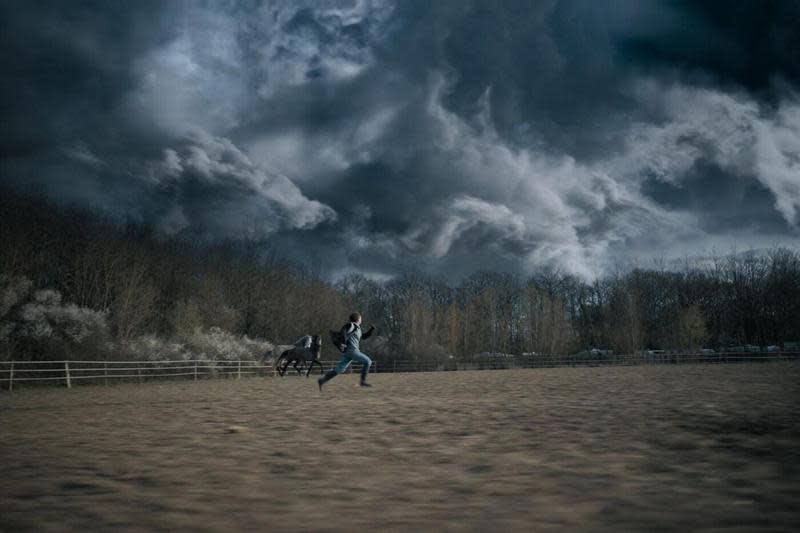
left=293, top=360, right=303, bottom=376
left=306, top=359, right=317, bottom=378
left=279, top=359, right=289, bottom=377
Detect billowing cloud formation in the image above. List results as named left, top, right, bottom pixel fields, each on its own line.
left=145, top=131, right=337, bottom=238
left=382, top=77, right=697, bottom=279
left=1, top=0, right=798, bottom=280
left=613, top=82, right=800, bottom=227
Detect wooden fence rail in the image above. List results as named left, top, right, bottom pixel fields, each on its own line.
left=0, top=352, right=798, bottom=390
left=370, top=352, right=800, bottom=373
left=0, top=359, right=277, bottom=390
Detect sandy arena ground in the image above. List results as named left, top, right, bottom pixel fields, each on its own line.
left=2, top=363, right=799, bottom=532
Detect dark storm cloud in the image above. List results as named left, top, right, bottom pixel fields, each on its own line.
left=0, top=1, right=171, bottom=149
left=1, top=0, right=339, bottom=237
left=615, top=0, right=800, bottom=93
left=1, top=0, right=798, bottom=280
left=641, top=161, right=795, bottom=235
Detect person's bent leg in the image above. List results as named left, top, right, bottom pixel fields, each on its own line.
left=349, top=350, right=373, bottom=387
left=318, top=355, right=352, bottom=390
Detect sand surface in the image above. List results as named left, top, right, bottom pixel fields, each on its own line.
left=2, top=364, right=799, bottom=532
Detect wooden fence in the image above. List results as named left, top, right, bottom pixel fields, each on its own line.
left=0, top=352, right=798, bottom=390
left=0, top=359, right=374, bottom=390
left=375, top=351, right=800, bottom=372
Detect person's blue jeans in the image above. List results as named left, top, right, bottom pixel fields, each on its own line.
left=335, top=349, right=372, bottom=374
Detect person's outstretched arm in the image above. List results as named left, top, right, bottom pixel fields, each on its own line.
left=362, top=324, right=376, bottom=340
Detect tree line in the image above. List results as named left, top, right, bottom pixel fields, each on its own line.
left=1, top=189, right=798, bottom=363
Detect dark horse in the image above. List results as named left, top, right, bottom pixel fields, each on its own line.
left=277, top=335, right=323, bottom=377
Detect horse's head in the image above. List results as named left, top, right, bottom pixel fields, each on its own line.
left=311, top=334, right=323, bottom=359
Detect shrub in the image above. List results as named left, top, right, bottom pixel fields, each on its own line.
left=19, top=290, right=109, bottom=344
left=2, top=284, right=111, bottom=360
left=121, top=327, right=273, bottom=362
left=184, top=327, right=272, bottom=361
left=0, top=274, right=33, bottom=319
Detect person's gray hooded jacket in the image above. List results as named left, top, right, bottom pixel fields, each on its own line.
left=340, top=322, right=375, bottom=352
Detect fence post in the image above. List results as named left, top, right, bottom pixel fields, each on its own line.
left=65, top=361, right=72, bottom=389
left=104, top=362, right=109, bottom=387
left=393, top=360, right=396, bottom=373
left=194, top=361, right=198, bottom=381
left=137, top=362, right=143, bottom=384
left=237, top=360, right=242, bottom=380
left=8, top=361, right=14, bottom=391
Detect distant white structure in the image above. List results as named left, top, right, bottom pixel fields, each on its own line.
left=574, top=348, right=614, bottom=357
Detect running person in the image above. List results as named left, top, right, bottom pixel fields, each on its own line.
left=318, top=312, right=376, bottom=389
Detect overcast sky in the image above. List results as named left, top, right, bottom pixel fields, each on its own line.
left=2, top=0, right=798, bottom=280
